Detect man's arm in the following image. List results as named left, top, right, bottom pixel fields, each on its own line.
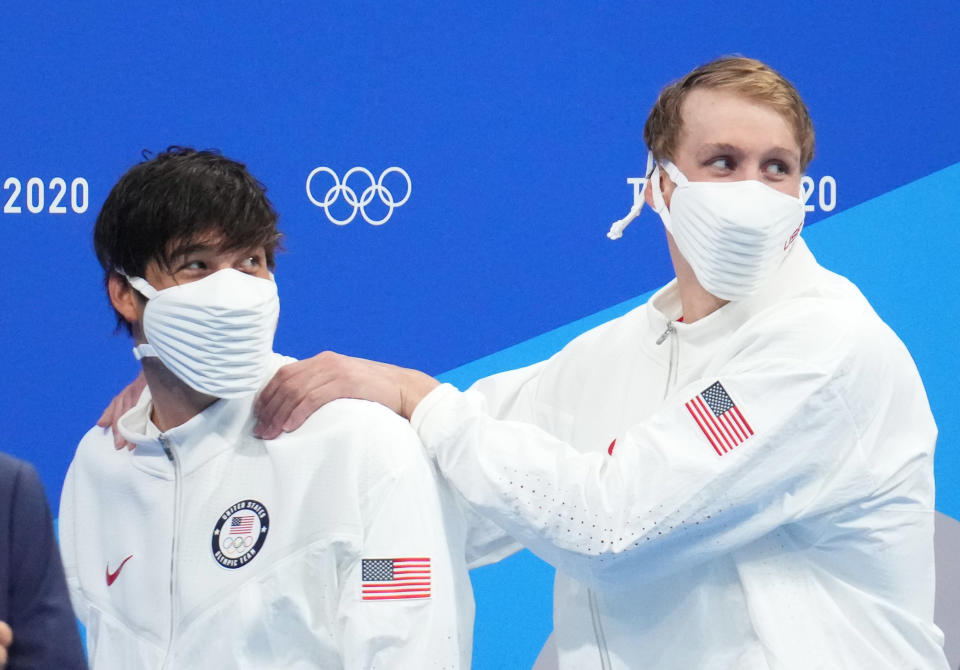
left=249, top=341, right=889, bottom=589
left=4, top=456, right=88, bottom=669
left=336, top=416, right=472, bottom=669
left=253, top=352, right=437, bottom=437
left=409, top=363, right=873, bottom=588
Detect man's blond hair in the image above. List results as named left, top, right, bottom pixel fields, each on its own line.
left=643, top=56, right=815, bottom=171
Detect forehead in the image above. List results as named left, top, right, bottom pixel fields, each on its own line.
left=677, top=88, right=800, bottom=158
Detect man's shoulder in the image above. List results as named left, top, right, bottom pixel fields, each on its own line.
left=275, top=398, right=425, bottom=469
left=742, top=261, right=901, bottom=363
left=68, top=424, right=133, bottom=485
left=0, top=451, right=27, bottom=487
left=744, top=274, right=929, bottom=419
left=0, top=452, right=46, bottom=517
left=535, top=300, right=653, bottom=380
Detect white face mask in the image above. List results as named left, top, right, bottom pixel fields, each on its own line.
left=124, top=269, right=280, bottom=399
left=649, top=160, right=805, bottom=301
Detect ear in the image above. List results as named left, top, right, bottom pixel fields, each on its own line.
left=108, top=273, right=143, bottom=327
left=645, top=170, right=676, bottom=210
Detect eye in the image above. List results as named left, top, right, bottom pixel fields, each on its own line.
left=705, top=156, right=734, bottom=171
left=238, top=255, right=263, bottom=272
left=763, top=161, right=791, bottom=178
left=179, top=259, right=207, bottom=272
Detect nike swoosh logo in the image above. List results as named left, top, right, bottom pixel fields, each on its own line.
left=106, top=555, right=134, bottom=586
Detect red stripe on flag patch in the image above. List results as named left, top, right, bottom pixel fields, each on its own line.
left=685, top=402, right=723, bottom=456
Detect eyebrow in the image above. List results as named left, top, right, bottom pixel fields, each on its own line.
left=166, top=241, right=217, bottom=263
left=697, top=143, right=742, bottom=156
left=696, top=143, right=800, bottom=162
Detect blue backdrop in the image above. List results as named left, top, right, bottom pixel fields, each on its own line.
left=2, top=3, right=958, bottom=667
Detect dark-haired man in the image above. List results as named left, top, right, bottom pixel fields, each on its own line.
left=60, top=148, right=482, bottom=669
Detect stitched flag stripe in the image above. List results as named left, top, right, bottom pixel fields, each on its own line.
left=362, top=558, right=431, bottom=601
left=685, top=382, right=753, bottom=456
left=230, top=516, right=255, bottom=534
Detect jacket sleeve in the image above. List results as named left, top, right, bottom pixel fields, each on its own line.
left=6, top=457, right=88, bottom=670
left=453, top=363, right=550, bottom=570
left=412, top=354, right=873, bottom=589
left=336, top=418, right=471, bottom=670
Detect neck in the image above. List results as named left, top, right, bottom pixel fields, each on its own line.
left=140, top=358, right=218, bottom=432
left=665, top=231, right=728, bottom=323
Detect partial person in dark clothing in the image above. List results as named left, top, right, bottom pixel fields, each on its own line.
left=0, top=452, right=87, bottom=669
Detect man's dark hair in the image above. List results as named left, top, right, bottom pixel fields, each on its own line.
left=94, top=146, right=282, bottom=333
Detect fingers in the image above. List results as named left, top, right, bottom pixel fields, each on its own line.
left=254, top=353, right=349, bottom=438
left=254, top=360, right=299, bottom=423
left=256, top=386, right=307, bottom=439
left=254, top=362, right=316, bottom=438
left=0, top=621, right=13, bottom=665
left=97, top=393, right=123, bottom=428
left=96, top=404, right=112, bottom=428
left=282, top=387, right=335, bottom=435
left=98, top=372, right=147, bottom=450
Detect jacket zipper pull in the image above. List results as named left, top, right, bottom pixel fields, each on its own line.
left=160, top=435, right=174, bottom=461
left=655, top=321, right=675, bottom=345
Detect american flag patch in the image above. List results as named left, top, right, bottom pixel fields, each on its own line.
left=361, top=558, right=431, bottom=601
left=684, top=381, right=754, bottom=456
left=230, top=515, right=255, bottom=534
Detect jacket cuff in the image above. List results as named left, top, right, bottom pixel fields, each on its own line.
left=410, top=383, right=467, bottom=458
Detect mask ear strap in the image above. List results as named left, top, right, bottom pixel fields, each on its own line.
left=116, top=269, right=159, bottom=300
left=606, top=152, right=656, bottom=241
left=659, top=160, right=688, bottom=187
left=133, top=344, right=158, bottom=360
left=650, top=164, right=667, bottom=213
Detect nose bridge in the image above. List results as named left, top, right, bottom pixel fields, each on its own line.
left=745, top=158, right=765, bottom=181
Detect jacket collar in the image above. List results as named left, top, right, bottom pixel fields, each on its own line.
left=117, top=385, right=255, bottom=478
left=642, top=238, right=823, bottom=349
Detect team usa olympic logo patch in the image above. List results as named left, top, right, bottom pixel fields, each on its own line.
left=211, top=500, right=269, bottom=569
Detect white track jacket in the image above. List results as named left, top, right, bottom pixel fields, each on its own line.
left=60, top=355, right=482, bottom=670
left=411, top=239, right=948, bottom=669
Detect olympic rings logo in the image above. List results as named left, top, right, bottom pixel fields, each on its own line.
left=222, top=536, right=255, bottom=550
left=306, top=167, right=411, bottom=226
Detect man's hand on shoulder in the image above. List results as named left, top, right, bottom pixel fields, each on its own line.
left=0, top=621, right=12, bottom=668
left=253, top=351, right=439, bottom=439
left=96, top=372, right=146, bottom=450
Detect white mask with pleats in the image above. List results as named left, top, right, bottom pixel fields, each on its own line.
left=649, top=160, right=805, bottom=300
left=124, top=268, right=279, bottom=398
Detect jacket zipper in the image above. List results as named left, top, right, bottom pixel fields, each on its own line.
left=159, top=435, right=182, bottom=670
left=586, top=320, right=680, bottom=669
left=657, top=320, right=679, bottom=398
left=587, top=589, right=613, bottom=670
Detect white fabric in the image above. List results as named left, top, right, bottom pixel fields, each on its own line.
left=127, top=269, right=280, bottom=399
left=650, top=160, right=805, bottom=301
left=60, top=354, right=483, bottom=670
left=411, top=239, right=948, bottom=669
